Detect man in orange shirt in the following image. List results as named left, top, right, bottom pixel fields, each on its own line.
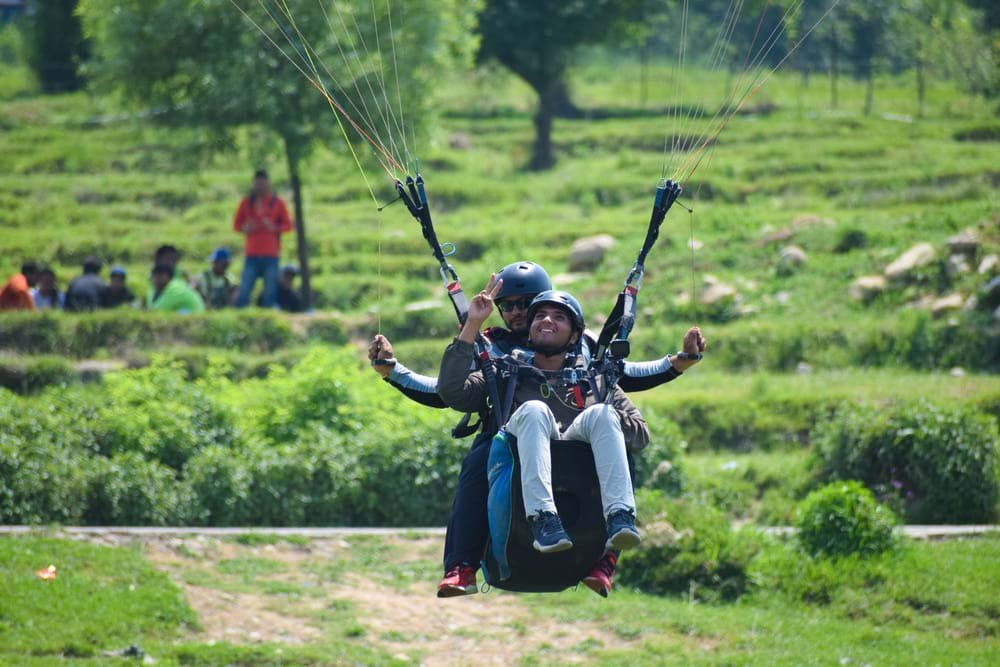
left=0, top=261, right=40, bottom=310
left=233, top=169, right=293, bottom=308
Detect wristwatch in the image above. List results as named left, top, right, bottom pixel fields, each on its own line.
left=675, top=352, right=703, bottom=361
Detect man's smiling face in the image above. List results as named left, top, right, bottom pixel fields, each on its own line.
left=529, top=304, right=576, bottom=350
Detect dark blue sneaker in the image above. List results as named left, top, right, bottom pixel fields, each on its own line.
left=605, top=509, right=641, bottom=550
left=529, top=511, right=573, bottom=553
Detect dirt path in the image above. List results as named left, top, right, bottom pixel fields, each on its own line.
left=59, top=531, right=623, bottom=665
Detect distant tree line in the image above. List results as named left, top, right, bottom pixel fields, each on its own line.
left=17, top=1, right=1000, bottom=168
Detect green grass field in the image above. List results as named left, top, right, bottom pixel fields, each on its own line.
left=1, top=531, right=997, bottom=665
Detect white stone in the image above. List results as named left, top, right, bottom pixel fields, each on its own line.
left=568, top=234, right=616, bottom=272
left=796, top=362, right=813, bottom=374
left=780, top=245, right=807, bottom=266
left=849, top=275, right=886, bottom=303
left=885, top=243, right=936, bottom=280
left=950, top=367, right=966, bottom=377
left=978, top=254, right=998, bottom=275
left=946, top=229, right=979, bottom=255
left=946, top=254, right=970, bottom=277
left=699, top=283, right=737, bottom=306
left=931, top=293, right=964, bottom=317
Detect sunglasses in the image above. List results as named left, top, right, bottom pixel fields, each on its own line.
left=496, top=296, right=534, bottom=313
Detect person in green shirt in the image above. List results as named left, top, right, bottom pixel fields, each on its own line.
left=148, top=264, right=205, bottom=314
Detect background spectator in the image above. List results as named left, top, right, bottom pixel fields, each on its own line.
left=194, top=247, right=237, bottom=309
left=148, top=264, right=205, bottom=314
left=31, top=267, right=64, bottom=310
left=0, top=261, right=39, bottom=310
left=64, top=256, right=107, bottom=312
left=258, top=264, right=303, bottom=313
left=102, top=266, right=136, bottom=308
left=154, top=245, right=182, bottom=273
left=233, top=169, right=292, bottom=308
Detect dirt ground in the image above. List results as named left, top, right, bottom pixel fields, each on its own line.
left=77, top=532, right=624, bottom=666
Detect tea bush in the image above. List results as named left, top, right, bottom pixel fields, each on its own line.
left=95, top=359, right=238, bottom=470
left=796, top=481, right=899, bottom=558
left=618, top=490, right=761, bottom=600
left=811, top=401, right=999, bottom=523
left=84, top=452, right=193, bottom=525
left=0, top=355, right=77, bottom=393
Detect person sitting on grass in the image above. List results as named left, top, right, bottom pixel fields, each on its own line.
left=195, top=247, right=237, bottom=309
left=438, top=280, right=649, bottom=556
left=31, top=267, right=64, bottom=310
left=0, top=261, right=39, bottom=311
left=64, top=256, right=107, bottom=312
left=257, top=264, right=303, bottom=312
left=102, top=266, right=136, bottom=309
left=148, top=264, right=204, bottom=314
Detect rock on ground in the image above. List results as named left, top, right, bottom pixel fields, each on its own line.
left=849, top=275, right=886, bottom=303
left=885, top=243, right=936, bottom=281
left=568, top=234, right=616, bottom=272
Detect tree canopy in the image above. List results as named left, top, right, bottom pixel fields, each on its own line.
left=476, top=0, right=656, bottom=169
left=79, top=0, right=478, bottom=306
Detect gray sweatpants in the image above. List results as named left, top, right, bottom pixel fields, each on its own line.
left=505, top=400, right=636, bottom=520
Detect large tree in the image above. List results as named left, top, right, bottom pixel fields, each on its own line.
left=79, top=0, right=476, bottom=308
left=476, top=0, right=655, bottom=170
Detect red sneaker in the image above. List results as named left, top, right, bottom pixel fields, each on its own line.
left=582, top=552, right=618, bottom=598
left=437, top=564, right=478, bottom=598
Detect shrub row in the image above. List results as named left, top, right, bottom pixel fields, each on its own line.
left=392, top=310, right=1000, bottom=378
left=0, top=310, right=346, bottom=358
left=1, top=348, right=995, bottom=527
left=810, top=401, right=999, bottom=523
left=0, top=348, right=463, bottom=526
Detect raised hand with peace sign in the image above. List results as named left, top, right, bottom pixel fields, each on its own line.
left=458, top=274, right=503, bottom=344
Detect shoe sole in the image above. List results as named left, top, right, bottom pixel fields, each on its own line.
left=582, top=576, right=610, bottom=598
left=532, top=538, right=573, bottom=553
left=606, top=528, right=641, bottom=550
left=437, top=584, right=478, bottom=598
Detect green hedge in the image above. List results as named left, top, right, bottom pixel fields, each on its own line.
left=0, top=310, right=348, bottom=357
left=2, top=348, right=996, bottom=527
left=811, top=401, right=999, bottom=523
left=0, top=355, right=77, bottom=393
left=618, top=490, right=761, bottom=600
left=0, top=347, right=464, bottom=526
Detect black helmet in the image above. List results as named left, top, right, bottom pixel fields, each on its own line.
left=527, top=290, right=585, bottom=332
left=495, top=261, right=552, bottom=300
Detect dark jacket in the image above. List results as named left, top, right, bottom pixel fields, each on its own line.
left=65, top=274, right=107, bottom=312
left=438, top=338, right=650, bottom=451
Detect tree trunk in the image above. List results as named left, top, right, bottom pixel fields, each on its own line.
left=550, top=78, right=582, bottom=119
left=916, top=54, right=926, bottom=119
left=830, top=22, right=840, bottom=109
left=530, top=87, right=556, bottom=170
left=284, top=137, right=312, bottom=310
left=639, top=44, right=649, bottom=108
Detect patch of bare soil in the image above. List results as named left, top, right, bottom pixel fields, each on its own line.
left=331, top=576, right=611, bottom=666
left=180, top=583, right=322, bottom=645
left=79, top=533, right=637, bottom=663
